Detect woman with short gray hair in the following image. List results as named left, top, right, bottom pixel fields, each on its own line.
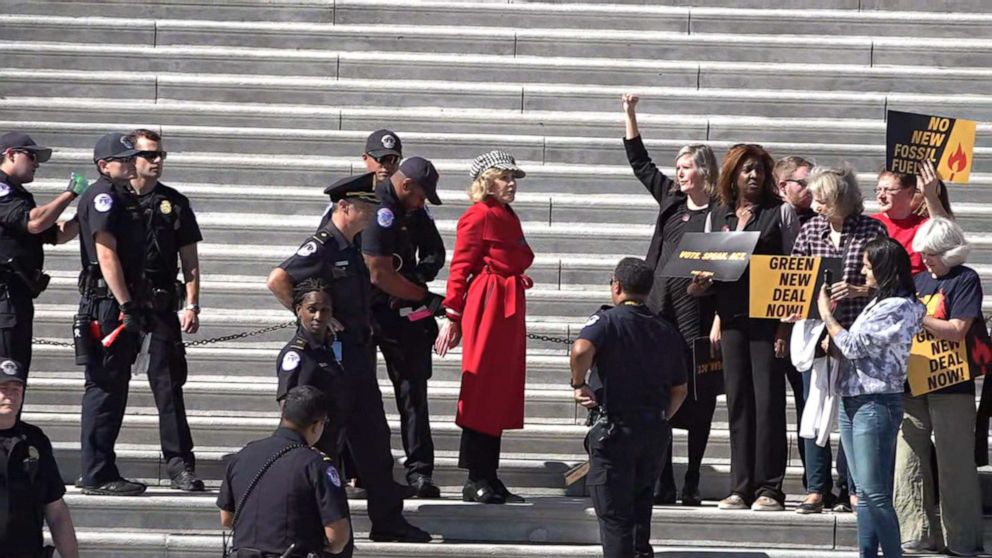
left=894, top=217, right=984, bottom=555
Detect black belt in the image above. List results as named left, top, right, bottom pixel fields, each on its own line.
left=607, top=409, right=668, bottom=424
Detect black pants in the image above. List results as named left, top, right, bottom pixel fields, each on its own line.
left=0, top=287, right=34, bottom=375
left=784, top=363, right=807, bottom=490
left=146, top=310, right=195, bottom=477
left=587, top=419, right=671, bottom=558
left=372, top=307, right=436, bottom=483
left=79, top=297, right=140, bottom=485
left=656, top=395, right=716, bottom=497
left=458, top=427, right=502, bottom=481
left=720, top=318, right=787, bottom=504
left=338, top=338, right=406, bottom=529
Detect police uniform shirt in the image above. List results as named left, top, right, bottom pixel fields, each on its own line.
left=578, top=303, right=688, bottom=413
left=0, top=170, right=57, bottom=278
left=276, top=327, right=346, bottom=401
left=76, top=177, right=147, bottom=286
left=279, top=222, right=371, bottom=339
left=135, top=182, right=202, bottom=289
left=216, top=427, right=350, bottom=555
left=0, top=421, right=66, bottom=554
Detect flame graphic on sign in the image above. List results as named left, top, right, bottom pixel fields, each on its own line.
left=947, top=143, right=968, bottom=182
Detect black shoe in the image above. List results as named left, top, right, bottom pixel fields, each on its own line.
left=795, top=500, right=824, bottom=515
left=411, top=476, right=441, bottom=499
left=170, top=470, right=205, bottom=492
left=80, top=478, right=147, bottom=496
left=74, top=476, right=84, bottom=489
left=369, top=521, right=432, bottom=543
left=491, top=478, right=525, bottom=503
left=653, top=489, right=677, bottom=506
left=462, top=479, right=505, bottom=504
left=680, top=485, right=702, bottom=507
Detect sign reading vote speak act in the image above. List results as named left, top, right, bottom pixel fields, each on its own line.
left=907, top=330, right=971, bottom=396
left=886, top=110, right=977, bottom=184
left=748, top=255, right=842, bottom=320
left=658, top=232, right=761, bottom=282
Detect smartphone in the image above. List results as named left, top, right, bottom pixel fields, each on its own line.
left=823, top=269, right=833, bottom=297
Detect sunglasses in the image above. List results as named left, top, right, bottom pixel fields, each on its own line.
left=104, top=155, right=135, bottom=163
left=136, top=150, right=167, bottom=161
left=372, top=154, right=400, bottom=166
left=11, top=149, right=37, bottom=162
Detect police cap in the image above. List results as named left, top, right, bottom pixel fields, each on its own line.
left=93, top=132, right=140, bottom=163
left=323, top=172, right=381, bottom=204
left=0, top=358, right=26, bottom=385
left=365, top=129, right=402, bottom=158
left=399, top=156, right=442, bottom=206
left=0, top=131, right=53, bottom=163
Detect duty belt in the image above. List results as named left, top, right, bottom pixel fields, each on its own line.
left=606, top=409, right=668, bottom=425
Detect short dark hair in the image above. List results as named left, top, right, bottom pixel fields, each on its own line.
left=281, top=385, right=329, bottom=428
left=292, top=277, right=331, bottom=310
left=612, top=257, right=653, bottom=296
left=865, top=237, right=915, bottom=301
left=126, top=128, right=161, bottom=144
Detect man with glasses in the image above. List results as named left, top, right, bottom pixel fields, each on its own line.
left=123, top=128, right=205, bottom=492
left=774, top=156, right=814, bottom=225
left=0, top=132, right=84, bottom=377
left=871, top=164, right=948, bottom=275
left=75, top=132, right=149, bottom=496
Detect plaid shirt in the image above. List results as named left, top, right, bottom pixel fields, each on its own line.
left=791, top=214, right=888, bottom=328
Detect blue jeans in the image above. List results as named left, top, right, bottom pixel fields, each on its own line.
left=839, top=394, right=903, bottom=558
left=802, top=371, right=852, bottom=497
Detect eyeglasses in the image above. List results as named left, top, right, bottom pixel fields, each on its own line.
left=11, top=150, right=37, bottom=162
left=785, top=178, right=808, bottom=187
left=135, top=150, right=167, bottom=161
left=372, top=154, right=400, bottom=166
left=874, top=186, right=906, bottom=196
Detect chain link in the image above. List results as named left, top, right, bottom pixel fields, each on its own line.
left=31, top=320, right=297, bottom=350
left=526, top=332, right=573, bottom=345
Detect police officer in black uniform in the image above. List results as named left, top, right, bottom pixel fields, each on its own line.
left=363, top=156, right=446, bottom=498
left=125, top=129, right=205, bottom=491
left=75, top=132, right=149, bottom=496
left=0, top=132, right=84, bottom=377
left=570, top=258, right=689, bottom=558
left=267, top=174, right=431, bottom=543
left=0, top=358, right=79, bottom=558
left=218, top=385, right=352, bottom=558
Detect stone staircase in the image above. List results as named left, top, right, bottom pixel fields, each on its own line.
left=3, top=0, right=992, bottom=555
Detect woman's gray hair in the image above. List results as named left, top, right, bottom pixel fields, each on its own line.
left=807, top=166, right=864, bottom=219
left=674, top=144, right=718, bottom=197
left=912, top=216, right=971, bottom=268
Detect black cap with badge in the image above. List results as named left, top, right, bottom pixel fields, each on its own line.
left=92, top=132, right=140, bottom=163
left=0, top=132, right=53, bottom=163
left=0, top=358, right=26, bottom=385
left=399, top=156, right=442, bottom=205
left=323, top=172, right=381, bottom=204
left=365, top=129, right=402, bottom=158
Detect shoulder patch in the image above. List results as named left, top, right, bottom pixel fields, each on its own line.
left=584, top=314, right=601, bottom=328
left=377, top=207, right=394, bottom=228
left=94, top=193, right=113, bottom=213
left=297, top=241, right=318, bottom=257
left=281, top=351, right=301, bottom=371
left=0, top=183, right=10, bottom=198
left=326, top=465, right=342, bottom=488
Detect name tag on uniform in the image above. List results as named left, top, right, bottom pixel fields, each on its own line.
left=332, top=341, right=342, bottom=361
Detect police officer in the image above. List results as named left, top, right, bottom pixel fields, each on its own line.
left=267, top=174, right=431, bottom=543
left=0, top=132, right=84, bottom=376
left=218, top=385, right=352, bottom=558
left=124, top=129, right=204, bottom=491
left=0, top=358, right=79, bottom=558
left=570, top=258, right=689, bottom=558
left=75, top=132, right=149, bottom=496
left=363, top=155, right=446, bottom=498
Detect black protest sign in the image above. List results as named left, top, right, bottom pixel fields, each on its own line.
left=886, top=110, right=976, bottom=184
left=690, top=336, right=724, bottom=401
left=658, top=232, right=761, bottom=282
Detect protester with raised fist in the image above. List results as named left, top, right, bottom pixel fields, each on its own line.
left=872, top=161, right=949, bottom=275
left=435, top=150, right=534, bottom=504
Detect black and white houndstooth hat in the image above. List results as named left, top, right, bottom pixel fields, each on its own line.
left=469, top=150, right=526, bottom=180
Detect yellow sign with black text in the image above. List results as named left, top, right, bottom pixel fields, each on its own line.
left=886, top=110, right=977, bottom=184
left=748, top=255, right=841, bottom=320
left=907, top=329, right=971, bottom=396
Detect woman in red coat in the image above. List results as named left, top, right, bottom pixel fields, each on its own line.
left=435, top=150, right=534, bottom=504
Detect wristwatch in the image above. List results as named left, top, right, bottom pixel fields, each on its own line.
left=570, top=380, right=588, bottom=390
left=184, top=304, right=201, bottom=314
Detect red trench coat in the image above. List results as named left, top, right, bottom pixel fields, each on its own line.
left=443, top=198, right=534, bottom=436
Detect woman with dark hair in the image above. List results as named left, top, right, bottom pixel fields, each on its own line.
left=621, top=93, right=718, bottom=506
left=817, top=237, right=926, bottom=558
left=689, top=144, right=799, bottom=512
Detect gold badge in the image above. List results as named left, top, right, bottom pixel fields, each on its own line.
left=160, top=200, right=173, bottom=215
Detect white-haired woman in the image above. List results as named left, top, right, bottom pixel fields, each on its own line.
left=622, top=93, right=719, bottom=506
left=894, top=217, right=984, bottom=556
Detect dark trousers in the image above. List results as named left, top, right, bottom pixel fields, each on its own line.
left=458, top=426, right=502, bottom=481
left=656, top=395, right=716, bottom=497
left=339, top=338, right=406, bottom=529
left=372, top=309, right=436, bottom=483
left=0, top=288, right=34, bottom=375
left=79, top=297, right=139, bottom=485
left=587, top=419, right=671, bottom=558
left=146, top=310, right=195, bottom=477
left=785, top=363, right=807, bottom=490
left=801, top=370, right=853, bottom=498
left=721, top=319, right=787, bottom=504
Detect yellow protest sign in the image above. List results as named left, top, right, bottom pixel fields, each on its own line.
left=748, top=255, right=841, bottom=320
left=886, top=110, right=977, bottom=184
left=907, top=329, right=970, bottom=396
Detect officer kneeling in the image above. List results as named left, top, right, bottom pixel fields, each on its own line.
left=217, top=385, right=352, bottom=558
left=570, top=257, right=688, bottom=558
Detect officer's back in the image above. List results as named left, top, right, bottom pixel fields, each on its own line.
left=218, top=385, right=352, bottom=558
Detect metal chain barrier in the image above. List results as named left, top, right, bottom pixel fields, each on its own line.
left=31, top=320, right=297, bottom=349
left=526, top=332, right=573, bottom=345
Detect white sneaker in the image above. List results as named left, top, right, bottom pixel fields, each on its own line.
left=718, top=494, right=748, bottom=510
left=751, top=496, right=785, bottom=511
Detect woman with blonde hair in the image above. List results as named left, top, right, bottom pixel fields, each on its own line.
left=435, top=150, right=534, bottom=504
